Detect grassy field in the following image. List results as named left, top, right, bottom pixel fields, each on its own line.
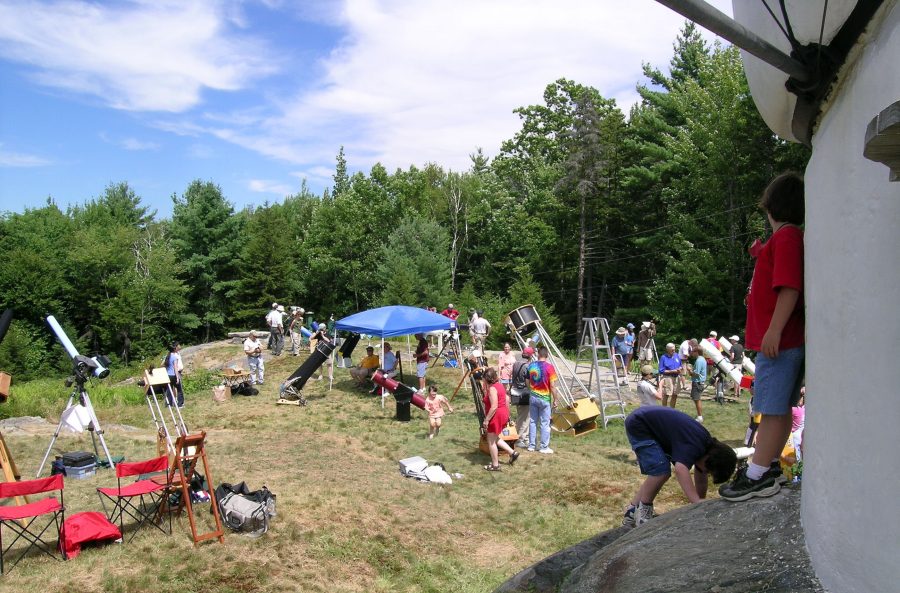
left=1, top=345, right=749, bottom=592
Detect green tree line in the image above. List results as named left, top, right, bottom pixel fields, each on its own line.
left=0, top=24, right=808, bottom=379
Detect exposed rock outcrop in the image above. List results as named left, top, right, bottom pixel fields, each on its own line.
left=496, top=487, right=823, bottom=593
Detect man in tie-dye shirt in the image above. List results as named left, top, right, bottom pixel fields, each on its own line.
left=527, top=346, right=560, bottom=454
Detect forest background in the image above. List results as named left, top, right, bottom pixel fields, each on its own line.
left=0, top=25, right=809, bottom=381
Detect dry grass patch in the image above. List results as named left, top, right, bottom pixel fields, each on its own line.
left=1, top=349, right=750, bottom=592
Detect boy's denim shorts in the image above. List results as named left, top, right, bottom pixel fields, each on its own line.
left=627, top=433, right=671, bottom=477
left=752, top=346, right=805, bottom=415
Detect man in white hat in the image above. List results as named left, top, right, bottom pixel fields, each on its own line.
left=243, top=330, right=264, bottom=385
left=637, top=321, right=657, bottom=363
left=440, top=303, right=460, bottom=320
left=265, top=303, right=285, bottom=356
left=289, top=308, right=305, bottom=356
left=612, top=327, right=631, bottom=385
left=728, top=335, right=745, bottom=398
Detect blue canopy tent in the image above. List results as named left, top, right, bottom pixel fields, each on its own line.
left=334, top=306, right=459, bottom=397
left=335, top=305, right=457, bottom=337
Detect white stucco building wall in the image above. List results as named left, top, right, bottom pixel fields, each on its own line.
left=801, top=3, right=900, bottom=592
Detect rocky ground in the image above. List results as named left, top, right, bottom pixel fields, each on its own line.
left=495, top=486, right=823, bottom=593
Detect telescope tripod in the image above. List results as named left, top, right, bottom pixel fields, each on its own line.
left=431, top=330, right=464, bottom=371
left=36, top=379, right=115, bottom=476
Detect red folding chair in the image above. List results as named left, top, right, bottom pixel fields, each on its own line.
left=0, top=474, right=66, bottom=574
left=97, top=456, right=171, bottom=542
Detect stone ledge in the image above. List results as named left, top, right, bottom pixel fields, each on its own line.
left=496, top=487, right=823, bottom=593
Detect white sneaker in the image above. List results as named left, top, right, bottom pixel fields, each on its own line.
left=527, top=447, right=535, bottom=452
left=538, top=448, right=554, bottom=454
left=696, top=415, right=703, bottom=423
left=636, top=502, right=655, bottom=526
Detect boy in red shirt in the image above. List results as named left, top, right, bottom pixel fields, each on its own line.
left=720, top=172, right=805, bottom=501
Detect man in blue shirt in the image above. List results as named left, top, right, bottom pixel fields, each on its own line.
left=622, top=406, right=736, bottom=528
left=688, top=347, right=708, bottom=422
left=612, top=327, right=632, bottom=386
left=657, top=343, right=682, bottom=407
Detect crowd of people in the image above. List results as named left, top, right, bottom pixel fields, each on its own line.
left=622, top=171, right=806, bottom=524
left=231, top=171, right=805, bottom=534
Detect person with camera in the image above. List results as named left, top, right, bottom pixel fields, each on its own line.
left=637, top=321, right=657, bottom=363
left=243, top=331, right=265, bottom=385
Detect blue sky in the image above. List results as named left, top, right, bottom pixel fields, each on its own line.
left=0, top=0, right=731, bottom=218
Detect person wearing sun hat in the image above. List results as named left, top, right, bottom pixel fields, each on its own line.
left=637, top=320, right=657, bottom=363
left=612, top=327, right=631, bottom=385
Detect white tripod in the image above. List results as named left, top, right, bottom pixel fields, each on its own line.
left=36, top=374, right=114, bottom=477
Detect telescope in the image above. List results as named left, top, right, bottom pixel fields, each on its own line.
left=47, top=315, right=110, bottom=379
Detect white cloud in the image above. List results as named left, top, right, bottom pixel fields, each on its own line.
left=290, top=166, right=334, bottom=186
left=0, top=143, right=50, bottom=167
left=247, top=179, right=294, bottom=195
left=171, top=0, right=734, bottom=174
left=0, top=0, right=277, bottom=112
left=120, top=138, right=161, bottom=151
left=1, top=0, right=735, bottom=184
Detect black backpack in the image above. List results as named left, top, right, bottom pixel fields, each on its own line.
left=509, top=361, right=531, bottom=405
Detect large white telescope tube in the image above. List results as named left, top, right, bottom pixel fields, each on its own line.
left=699, top=339, right=743, bottom=385
left=47, top=315, right=109, bottom=378
left=718, top=337, right=756, bottom=375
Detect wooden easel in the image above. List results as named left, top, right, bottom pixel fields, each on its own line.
left=0, top=431, right=28, bottom=512
left=159, top=432, right=224, bottom=545
left=0, top=371, right=29, bottom=512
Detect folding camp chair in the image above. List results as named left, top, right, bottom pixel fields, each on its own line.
left=96, top=455, right=171, bottom=543
left=0, top=474, right=66, bottom=574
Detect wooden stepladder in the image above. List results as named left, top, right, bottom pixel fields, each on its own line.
left=159, top=432, right=224, bottom=545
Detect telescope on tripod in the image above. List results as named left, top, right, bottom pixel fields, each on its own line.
left=36, top=315, right=116, bottom=476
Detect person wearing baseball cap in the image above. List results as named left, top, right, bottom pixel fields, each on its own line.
left=636, top=365, right=661, bottom=407
left=510, top=346, right=535, bottom=447
left=625, top=324, right=637, bottom=371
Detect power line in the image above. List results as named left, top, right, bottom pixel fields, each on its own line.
left=581, top=202, right=759, bottom=244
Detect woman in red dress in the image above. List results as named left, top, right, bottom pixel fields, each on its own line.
left=482, top=367, right=520, bottom=471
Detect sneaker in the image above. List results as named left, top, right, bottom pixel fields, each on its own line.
left=695, top=415, right=703, bottom=423
left=515, top=440, right=527, bottom=448
left=718, top=467, right=781, bottom=501
left=766, top=461, right=788, bottom=485
left=527, top=447, right=535, bottom=452
left=635, top=502, right=654, bottom=526
left=538, top=448, right=554, bottom=454
left=622, top=506, right=636, bottom=528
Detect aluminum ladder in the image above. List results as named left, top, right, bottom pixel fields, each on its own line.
left=570, top=318, right=627, bottom=427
